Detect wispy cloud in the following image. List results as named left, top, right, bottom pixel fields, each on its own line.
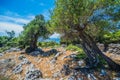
left=0, top=11, right=35, bottom=36
left=0, top=22, right=23, bottom=36
left=3, top=10, right=20, bottom=17
left=0, top=15, right=30, bottom=24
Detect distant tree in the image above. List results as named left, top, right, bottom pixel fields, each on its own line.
left=6, top=30, right=15, bottom=40
left=20, top=14, right=49, bottom=52
left=50, top=0, right=120, bottom=70
left=0, top=36, right=8, bottom=47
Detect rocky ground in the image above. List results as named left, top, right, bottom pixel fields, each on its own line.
left=0, top=46, right=120, bottom=80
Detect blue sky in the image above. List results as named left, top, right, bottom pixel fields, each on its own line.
left=0, top=0, right=57, bottom=37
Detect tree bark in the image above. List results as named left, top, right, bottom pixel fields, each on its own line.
left=30, top=35, right=38, bottom=50
left=79, top=31, right=120, bottom=71
left=25, top=35, right=38, bottom=53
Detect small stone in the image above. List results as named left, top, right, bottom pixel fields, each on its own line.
left=78, top=60, right=84, bottom=66
left=21, top=58, right=31, bottom=65
left=4, top=58, right=12, bottom=63
left=50, top=57, right=57, bottom=64
left=87, top=73, right=96, bottom=80
left=24, top=70, right=42, bottom=80
left=54, top=52, right=62, bottom=58
left=61, top=64, right=71, bottom=75
left=12, top=64, right=23, bottom=74
left=52, top=71, right=61, bottom=78
left=24, top=64, right=42, bottom=80
left=77, top=78, right=83, bottom=80
left=0, top=53, right=3, bottom=56
left=68, top=75, right=76, bottom=80
left=113, top=78, right=120, bottom=80
left=18, top=55, right=26, bottom=60
left=30, top=51, right=41, bottom=56
left=100, top=69, right=107, bottom=76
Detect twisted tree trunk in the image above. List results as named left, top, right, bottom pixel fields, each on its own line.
left=30, top=34, right=38, bottom=50
left=79, top=31, right=120, bottom=71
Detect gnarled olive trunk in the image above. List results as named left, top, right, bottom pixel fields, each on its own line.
left=79, top=31, right=120, bottom=71
left=30, top=39, right=37, bottom=50
left=30, top=34, right=38, bottom=50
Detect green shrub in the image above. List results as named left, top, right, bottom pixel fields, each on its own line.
left=6, top=42, right=18, bottom=47
left=38, top=42, right=60, bottom=48
left=0, top=49, right=4, bottom=53
left=100, top=30, right=120, bottom=44
left=98, top=56, right=107, bottom=65
left=76, top=53, right=86, bottom=59
left=66, top=44, right=86, bottom=59
left=0, top=46, right=10, bottom=53
left=66, top=44, right=83, bottom=53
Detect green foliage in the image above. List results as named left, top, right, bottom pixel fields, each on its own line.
left=38, top=41, right=60, bottom=48
left=6, top=30, right=15, bottom=39
left=98, top=56, right=107, bottom=65
left=97, top=30, right=120, bottom=44
left=49, top=0, right=120, bottom=43
left=97, top=56, right=107, bottom=68
left=76, top=53, right=86, bottom=59
left=0, top=35, right=19, bottom=52
left=0, top=36, right=8, bottom=46
left=0, top=46, right=10, bottom=53
left=66, top=44, right=83, bottom=52
left=6, top=42, right=18, bottom=47
left=20, top=14, right=49, bottom=50
left=66, top=44, right=86, bottom=59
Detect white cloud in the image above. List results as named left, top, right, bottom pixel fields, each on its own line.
left=4, top=10, right=20, bottom=17
left=50, top=33, right=60, bottom=38
left=0, top=15, right=30, bottom=24
left=0, top=11, right=35, bottom=36
left=0, top=22, right=23, bottom=35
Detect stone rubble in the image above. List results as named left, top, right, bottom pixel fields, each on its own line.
left=18, top=55, right=26, bottom=60
left=12, top=64, right=23, bottom=74
left=24, top=64, right=42, bottom=80
left=97, top=43, right=120, bottom=55
left=107, top=44, right=120, bottom=55
left=4, top=48, right=21, bottom=53
left=61, top=64, right=71, bottom=76
left=0, top=46, right=120, bottom=80
left=0, top=53, right=3, bottom=56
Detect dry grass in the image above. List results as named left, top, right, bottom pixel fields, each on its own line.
left=0, top=48, right=75, bottom=80
left=0, top=48, right=120, bottom=80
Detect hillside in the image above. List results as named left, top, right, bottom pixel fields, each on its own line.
left=0, top=46, right=120, bottom=80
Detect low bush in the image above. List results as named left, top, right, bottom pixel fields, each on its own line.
left=0, top=46, right=10, bottom=53
left=66, top=44, right=83, bottom=53
left=76, top=53, right=86, bottom=59
left=38, top=41, right=60, bottom=48
left=66, top=44, right=86, bottom=59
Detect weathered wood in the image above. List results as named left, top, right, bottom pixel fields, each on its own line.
left=79, top=31, right=120, bottom=71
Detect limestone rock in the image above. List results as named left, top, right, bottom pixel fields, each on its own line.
left=24, top=64, right=42, bottom=80
left=12, top=64, right=23, bottom=74
left=61, top=64, right=71, bottom=75
left=18, top=55, right=26, bottom=60
left=0, top=53, right=3, bottom=56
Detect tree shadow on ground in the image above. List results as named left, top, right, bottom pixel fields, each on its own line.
left=25, top=47, right=58, bottom=57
